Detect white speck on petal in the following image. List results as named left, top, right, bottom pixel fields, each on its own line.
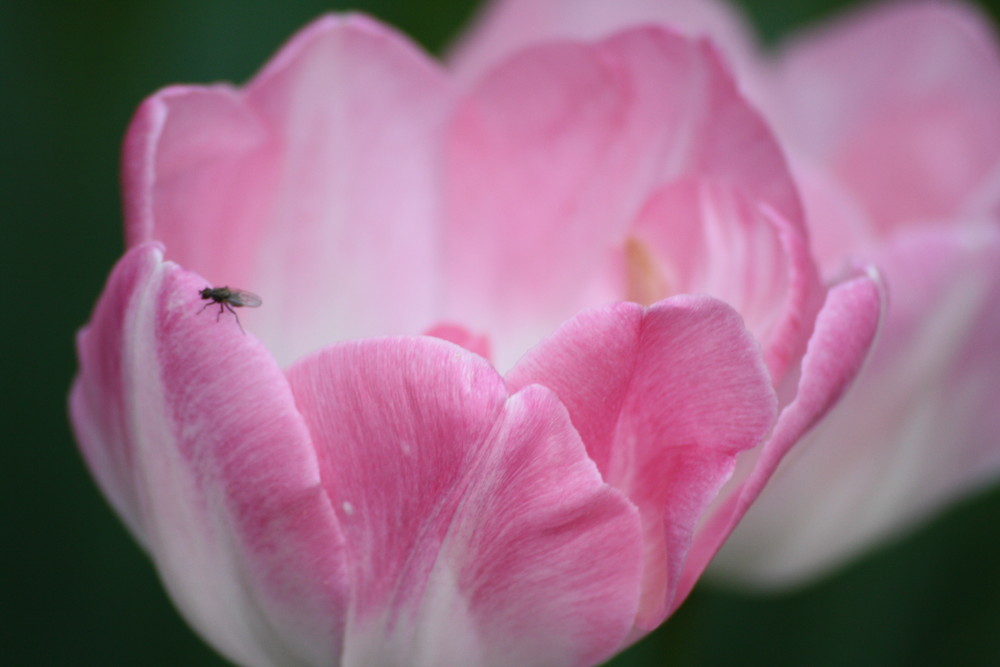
left=342, top=501, right=355, bottom=516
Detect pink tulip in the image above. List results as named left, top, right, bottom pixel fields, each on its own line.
left=455, top=0, right=1000, bottom=587
left=70, top=11, right=880, bottom=666
left=714, top=0, right=1000, bottom=586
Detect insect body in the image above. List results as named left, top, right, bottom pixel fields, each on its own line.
left=198, top=286, right=262, bottom=334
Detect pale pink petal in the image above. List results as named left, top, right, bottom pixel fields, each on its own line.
left=682, top=271, right=883, bottom=596
left=444, top=26, right=813, bottom=369
left=123, top=15, right=451, bottom=365
left=627, top=180, right=822, bottom=382
left=789, top=157, right=877, bottom=276
left=69, top=244, right=348, bottom=666
left=449, top=0, right=759, bottom=87
left=710, top=222, right=1000, bottom=585
left=505, top=297, right=777, bottom=631
left=770, top=1, right=1000, bottom=232
left=287, top=338, right=643, bottom=666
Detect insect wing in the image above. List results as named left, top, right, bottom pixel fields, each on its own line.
left=226, top=289, right=262, bottom=308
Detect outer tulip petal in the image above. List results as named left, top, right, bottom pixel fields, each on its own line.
left=770, top=1, right=1000, bottom=230
left=710, top=223, right=1000, bottom=585
left=287, top=338, right=644, bottom=667
left=449, top=0, right=759, bottom=86
left=506, top=297, right=777, bottom=630
left=688, top=271, right=882, bottom=592
left=69, top=244, right=349, bottom=666
left=123, top=15, right=451, bottom=365
left=445, top=26, right=812, bottom=369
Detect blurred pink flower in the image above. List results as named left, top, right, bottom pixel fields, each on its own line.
left=456, top=0, right=1000, bottom=586
left=715, top=0, right=1000, bottom=586
left=70, top=10, right=879, bottom=665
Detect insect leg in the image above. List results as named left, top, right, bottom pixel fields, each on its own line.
left=225, top=302, right=246, bottom=335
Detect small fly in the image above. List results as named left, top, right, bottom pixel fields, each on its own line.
left=198, top=286, right=262, bottom=334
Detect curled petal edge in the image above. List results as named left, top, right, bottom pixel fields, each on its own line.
left=673, top=268, right=884, bottom=610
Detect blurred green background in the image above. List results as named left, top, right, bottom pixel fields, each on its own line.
left=6, top=0, right=1000, bottom=664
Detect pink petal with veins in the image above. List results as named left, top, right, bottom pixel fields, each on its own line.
left=288, top=337, right=643, bottom=666
left=507, top=296, right=777, bottom=630
left=70, top=244, right=349, bottom=666
left=123, top=15, right=451, bottom=365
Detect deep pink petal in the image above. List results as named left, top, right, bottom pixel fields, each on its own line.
left=69, top=244, right=348, bottom=666
left=444, top=26, right=814, bottom=369
left=449, top=0, right=759, bottom=86
left=506, top=297, right=777, bottom=630
left=770, top=1, right=1000, bottom=231
left=287, top=337, right=643, bottom=666
left=681, top=270, right=883, bottom=598
left=711, top=222, right=1000, bottom=584
left=122, top=15, right=451, bottom=365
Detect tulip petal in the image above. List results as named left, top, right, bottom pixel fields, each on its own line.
left=423, top=322, right=493, bottom=362
left=286, top=337, right=643, bottom=667
left=628, top=181, right=822, bottom=382
left=123, top=15, right=451, bottom=365
left=788, top=158, right=877, bottom=276
left=70, top=244, right=349, bottom=666
left=445, top=26, right=812, bottom=369
left=506, top=297, right=777, bottom=630
left=449, top=0, right=758, bottom=87
left=771, top=1, right=1000, bottom=230
left=686, top=270, right=883, bottom=593
left=711, top=223, right=1000, bottom=584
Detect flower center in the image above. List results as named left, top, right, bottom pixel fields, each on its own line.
left=624, top=237, right=670, bottom=306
